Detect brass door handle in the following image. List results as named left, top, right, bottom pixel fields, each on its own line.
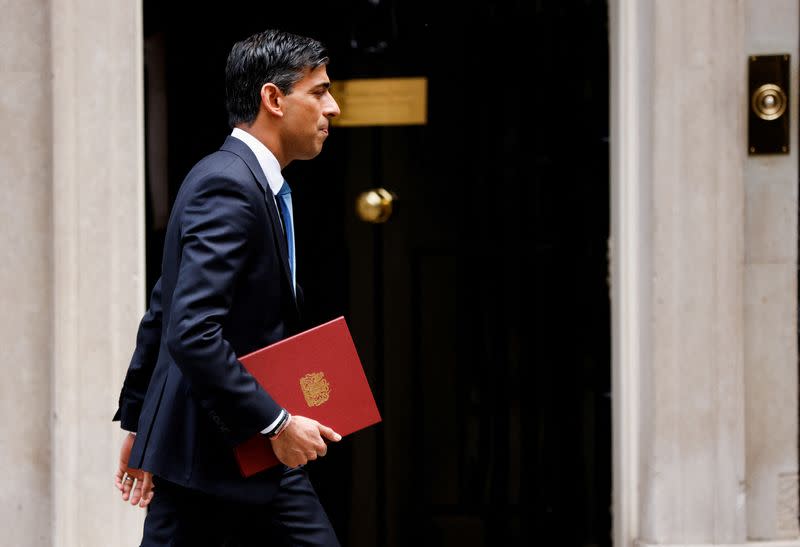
left=355, top=188, right=396, bottom=224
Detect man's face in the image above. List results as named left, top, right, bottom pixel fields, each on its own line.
left=280, top=65, right=340, bottom=161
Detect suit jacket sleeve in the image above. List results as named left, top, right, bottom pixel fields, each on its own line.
left=166, top=174, right=283, bottom=444
left=113, top=277, right=163, bottom=432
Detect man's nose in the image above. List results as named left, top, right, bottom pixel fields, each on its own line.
left=325, top=95, right=341, bottom=118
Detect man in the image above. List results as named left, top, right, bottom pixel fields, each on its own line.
left=112, top=29, right=342, bottom=546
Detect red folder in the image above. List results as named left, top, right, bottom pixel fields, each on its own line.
left=234, top=316, right=381, bottom=477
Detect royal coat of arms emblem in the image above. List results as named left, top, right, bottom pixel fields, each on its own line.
left=299, top=372, right=331, bottom=407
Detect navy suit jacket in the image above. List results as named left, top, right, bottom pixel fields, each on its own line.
left=114, top=136, right=303, bottom=503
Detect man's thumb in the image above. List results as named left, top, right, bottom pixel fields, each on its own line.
left=319, top=425, right=342, bottom=442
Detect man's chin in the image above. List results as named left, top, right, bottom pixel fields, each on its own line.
left=300, top=147, right=324, bottom=160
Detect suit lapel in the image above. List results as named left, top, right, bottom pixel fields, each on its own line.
left=220, top=136, right=297, bottom=307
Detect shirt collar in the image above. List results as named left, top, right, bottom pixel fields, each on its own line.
left=230, top=127, right=284, bottom=196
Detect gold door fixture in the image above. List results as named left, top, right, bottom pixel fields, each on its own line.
left=751, top=83, right=787, bottom=121
left=748, top=54, right=790, bottom=154
left=355, top=188, right=396, bottom=224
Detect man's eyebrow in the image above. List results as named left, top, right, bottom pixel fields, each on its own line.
left=311, top=81, right=331, bottom=91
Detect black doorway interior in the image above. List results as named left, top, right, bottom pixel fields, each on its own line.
left=142, top=2, right=610, bottom=546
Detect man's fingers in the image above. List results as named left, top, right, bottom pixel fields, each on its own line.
left=121, top=474, right=134, bottom=501
left=114, top=468, right=125, bottom=491
left=129, top=479, right=142, bottom=505
left=139, top=473, right=155, bottom=508
left=318, top=424, right=341, bottom=442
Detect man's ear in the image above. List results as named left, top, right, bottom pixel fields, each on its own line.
left=261, top=83, right=284, bottom=117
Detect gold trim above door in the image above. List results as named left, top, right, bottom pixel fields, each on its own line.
left=331, top=77, right=427, bottom=127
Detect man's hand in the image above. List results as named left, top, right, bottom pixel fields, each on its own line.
left=270, top=415, right=341, bottom=468
left=114, top=432, right=155, bottom=508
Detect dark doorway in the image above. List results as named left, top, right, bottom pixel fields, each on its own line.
left=142, top=2, right=610, bottom=546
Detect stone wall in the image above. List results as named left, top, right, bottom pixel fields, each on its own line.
left=0, top=1, right=146, bottom=545
left=612, top=0, right=800, bottom=545
left=0, top=1, right=53, bottom=544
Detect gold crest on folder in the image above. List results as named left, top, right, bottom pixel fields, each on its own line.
left=299, top=372, right=331, bottom=407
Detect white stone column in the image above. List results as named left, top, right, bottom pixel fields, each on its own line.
left=744, top=0, right=800, bottom=541
left=613, top=1, right=800, bottom=546
left=641, top=0, right=747, bottom=543
left=51, top=0, right=145, bottom=545
left=610, top=0, right=652, bottom=545
left=613, top=0, right=753, bottom=545
left=0, top=1, right=53, bottom=545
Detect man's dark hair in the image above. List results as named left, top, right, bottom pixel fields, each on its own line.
left=225, top=29, right=329, bottom=128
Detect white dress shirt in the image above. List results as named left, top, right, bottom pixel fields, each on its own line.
left=230, top=127, right=284, bottom=197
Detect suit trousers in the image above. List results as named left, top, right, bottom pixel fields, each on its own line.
left=140, top=467, right=339, bottom=547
